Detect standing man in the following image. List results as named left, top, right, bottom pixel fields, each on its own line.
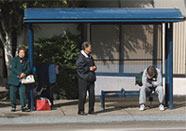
left=139, top=66, right=165, bottom=111
left=76, top=41, right=96, bottom=115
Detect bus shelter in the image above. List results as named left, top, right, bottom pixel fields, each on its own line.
left=24, top=8, right=183, bottom=110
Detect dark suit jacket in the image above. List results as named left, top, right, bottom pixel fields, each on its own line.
left=76, top=53, right=96, bottom=82
left=8, top=56, right=31, bottom=86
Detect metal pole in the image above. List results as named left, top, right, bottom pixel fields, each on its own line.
left=153, top=24, right=158, bottom=67
left=28, top=24, right=34, bottom=111
left=165, top=23, right=169, bottom=107
left=119, top=24, right=123, bottom=73
left=169, top=23, right=173, bottom=109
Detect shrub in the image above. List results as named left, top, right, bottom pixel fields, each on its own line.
left=33, top=31, right=80, bottom=99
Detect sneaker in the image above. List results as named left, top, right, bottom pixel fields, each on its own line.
left=159, top=104, right=165, bottom=111
left=139, top=104, right=145, bottom=111
left=11, top=107, right=16, bottom=112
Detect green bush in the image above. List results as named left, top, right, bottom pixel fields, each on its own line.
left=33, top=31, right=80, bottom=99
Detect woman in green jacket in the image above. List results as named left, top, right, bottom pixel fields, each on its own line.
left=8, top=46, right=31, bottom=112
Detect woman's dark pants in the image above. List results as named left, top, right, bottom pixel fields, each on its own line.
left=10, top=84, right=26, bottom=109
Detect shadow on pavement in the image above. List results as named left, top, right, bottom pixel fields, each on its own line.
left=0, top=90, right=10, bottom=108
left=95, top=106, right=123, bottom=114
left=1, top=113, right=31, bottom=118
left=95, top=96, right=186, bottom=114
left=54, top=100, right=79, bottom=108
left=0, top=91, right=9, bottom=100
left=173, top=102, right=186, bottom=109
left=0, top=102, right=10, bottom=108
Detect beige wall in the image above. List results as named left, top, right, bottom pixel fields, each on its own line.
left=17, top=0, right=186, bottom=75
left=173, top=20, right=186, bottom=75
left=154, top=0, right=186, bottom=16
left=162, top=20, right=186, bottom=75
left=86, top=0, right=186, bottom=16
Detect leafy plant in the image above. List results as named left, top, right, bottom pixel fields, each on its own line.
left=33, top=31, right=80, bottom=99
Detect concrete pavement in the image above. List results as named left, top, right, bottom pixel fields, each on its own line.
left=0, top=86, right=186, bottom=126
left=0, top=122, right=186, bottom=131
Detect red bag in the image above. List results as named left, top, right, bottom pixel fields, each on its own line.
left=36, top=100, right=51, bottom=111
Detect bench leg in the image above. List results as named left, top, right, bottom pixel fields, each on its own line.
left=100, top=91, right=105, bottom=110
left=149, top=96, right=153, bottom=102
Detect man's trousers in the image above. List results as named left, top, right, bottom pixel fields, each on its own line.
left=78, top=78, right=95, bottom=113
left=139, top=86, right=164, bottom=105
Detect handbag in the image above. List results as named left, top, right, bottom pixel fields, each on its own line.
left=21, top=75, right=35, bottom=84
left=36, top=99, right=51, bottom=111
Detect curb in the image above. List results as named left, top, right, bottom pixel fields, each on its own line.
left=0, top=114, right=185, bottom=125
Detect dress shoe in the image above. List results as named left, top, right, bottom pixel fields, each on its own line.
left=88, top=111, right=96, bottom=115
left=78, top=111, right=87, bottom=115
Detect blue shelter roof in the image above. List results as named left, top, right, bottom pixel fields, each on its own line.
left=24, top=8, right=183, bottom=23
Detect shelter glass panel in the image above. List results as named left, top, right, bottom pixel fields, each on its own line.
left=90, top=24, right=162, bottom=75
left=91, top=24, right=120, bottom=73
left=121, top=24, right=162, bottom=73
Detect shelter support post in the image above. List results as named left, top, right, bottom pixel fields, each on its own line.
left=165, top=23, right=173, bottom=109
left=168, top=23, right=173, bottom=109
left=28, top=24, right=34, bottom=111
left=165, top=23, right=169, bottom=107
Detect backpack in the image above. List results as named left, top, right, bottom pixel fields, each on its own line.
left=49, top=64, right=56, bottom=84
left=135, top=71, right=143, bottom=86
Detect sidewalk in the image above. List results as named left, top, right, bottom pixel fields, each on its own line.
left=0, top=86, right=186, bottom=125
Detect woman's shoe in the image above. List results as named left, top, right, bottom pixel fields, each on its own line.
left=21, top=107, right=30, bottom=112
left=11, top=107, right=16, bottom=112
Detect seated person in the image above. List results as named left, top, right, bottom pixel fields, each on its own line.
left=139, top=66, right=165, bottom=111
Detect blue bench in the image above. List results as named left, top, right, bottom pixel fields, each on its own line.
left=99, top=88, right=157, bottom=110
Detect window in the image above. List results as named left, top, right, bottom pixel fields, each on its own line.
left=90, top=24, right=162, bottom=76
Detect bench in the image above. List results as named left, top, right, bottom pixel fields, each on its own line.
left=99, top=88, right=157, bottom=110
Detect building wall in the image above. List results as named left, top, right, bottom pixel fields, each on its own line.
left=17, top=0, right=186, bottom=75
left=173, top=20, right=186, bottom=75
left=86, top=0, right=186, bottom=16
left=85, top=0, right=186, bottom=95
left=85, top=0, right=186, bottom=75
left=15, top=0, right=186, bottom=95
left=162, top=20, right=186, bottom=75
left=95, top=76, right=186, bottom=96
left=154, top=0, right=186, bottom=75
left=154, top=0, right=186, bottom=16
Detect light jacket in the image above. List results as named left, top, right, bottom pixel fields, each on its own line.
left=142, top=68, right=162, bottom=87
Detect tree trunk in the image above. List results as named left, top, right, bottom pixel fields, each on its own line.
left=0, top=19, right=13, bottom=76
left=3, top=33, right=13, bottom=76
